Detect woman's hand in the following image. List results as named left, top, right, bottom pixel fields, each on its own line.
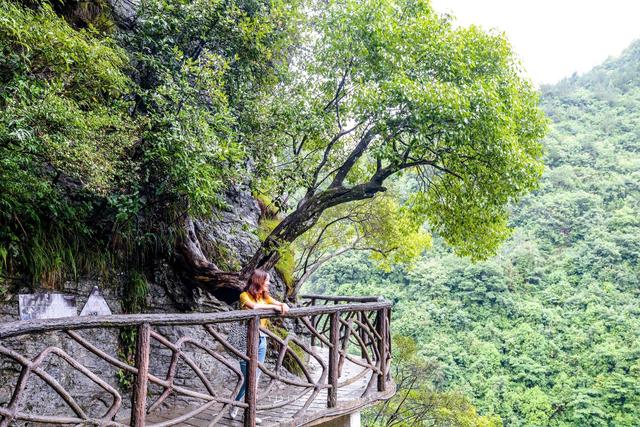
left=280, top=303, right=290, bottom=315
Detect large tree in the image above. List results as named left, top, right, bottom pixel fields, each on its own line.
left=177, top=0, right=547, bottom=294
left=0, top=0, right=545, bottom=299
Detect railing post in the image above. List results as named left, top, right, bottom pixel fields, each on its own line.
left=327, top=311, right=339, bottom=408
left=310, top=297, right=317, bottom=347
left=245, top=316, right=260, bottom=427
left=131, top=322, right=150, bottom=426
left=376, top=308, right=388, bottom=392
left=359, top=312, right=367, bottom=358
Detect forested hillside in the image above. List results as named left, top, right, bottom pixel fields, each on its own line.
left=307, top=41, right=640, bottom=426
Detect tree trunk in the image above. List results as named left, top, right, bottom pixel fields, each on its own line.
left=241, top=183, right=385, bottom=275
left=174, top=216, right=245, bottom=297
left=176, top=181, right=386, bottom=299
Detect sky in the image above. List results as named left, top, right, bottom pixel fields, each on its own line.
left=430, top=0, right=640, bottom=86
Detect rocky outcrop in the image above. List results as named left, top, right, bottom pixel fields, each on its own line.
left=108, top=0, right=139, bottom=27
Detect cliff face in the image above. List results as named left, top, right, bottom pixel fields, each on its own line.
left=0, top=183, right=285, bottom=319
left=0, top=184, right=288, bottom=419
left=0, top=0, right=281, bottom=416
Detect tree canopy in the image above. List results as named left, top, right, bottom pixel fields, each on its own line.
left=238, top=0, right=547, bottom=282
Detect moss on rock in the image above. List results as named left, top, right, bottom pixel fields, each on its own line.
left=268, top=324, right=308, bottom=377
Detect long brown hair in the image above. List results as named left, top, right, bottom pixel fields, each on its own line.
left=245, top=269, right=270, bottom=301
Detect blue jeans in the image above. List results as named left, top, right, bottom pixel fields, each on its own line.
left=236, top=335, right=267, bottom=401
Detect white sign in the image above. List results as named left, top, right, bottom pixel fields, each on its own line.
left=19, top=294, right=77, bottom=321
left=80, top=286, right=112, bottom=316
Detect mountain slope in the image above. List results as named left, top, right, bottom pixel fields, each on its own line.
left=307, top=40, right=640, bottom=426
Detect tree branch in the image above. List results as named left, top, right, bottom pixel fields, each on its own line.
left=329, top=126, right=378, bottom=188
left=306, top=120, right=365, bottom=197
left=323, top=58, right=353, bottom=112
left=292, top=241, right=360, bottom=298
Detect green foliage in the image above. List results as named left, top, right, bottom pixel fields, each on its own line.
left=366, top=335, right=502, bottom=426
left=0, top=0, right=299, bottom=283
left=358, top=195, right=432, bottom=271
left=307, top=39, right=640, bottom=426
left=256, top=0, right=547, bottom=261
left=117, top=326, right=137, bottom=390
left=258, top=217, right=295, bottom=289
left=117, top=271, right=150, bottom=389
left=123, top=271, right=149, bottom=314
left=121, top=0, right=301, bottom=217
left=294, top=192, right=432, bottom=281
left=51, top=0, right=117, bottom=33
left=254, top=193, right=279, bottom=218
left=1, top=0, right=544, bottom=293
left=276, top=245, right=296, bottom=290
left=258, top=219, right=281, bottom=242
left=0, top=0, right=134, bottom=284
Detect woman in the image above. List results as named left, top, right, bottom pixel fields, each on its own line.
left=230, top=269, right=289, bottom=422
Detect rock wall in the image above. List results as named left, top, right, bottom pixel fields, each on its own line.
left=0, top=185, right=290, bottom=423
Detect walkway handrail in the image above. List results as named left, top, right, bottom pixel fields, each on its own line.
left=0, top=297, right=393, bottom=427
left=0, top=300, right=391, bottom=339
left=300, top=294, right=385, bottom=303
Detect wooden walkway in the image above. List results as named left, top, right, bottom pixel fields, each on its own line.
left=0, top=297, right=393, bottom=427
left=143, top=346, right=394, bottom=427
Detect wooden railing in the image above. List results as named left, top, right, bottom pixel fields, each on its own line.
left=0, top=296, right=392, bottom=427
